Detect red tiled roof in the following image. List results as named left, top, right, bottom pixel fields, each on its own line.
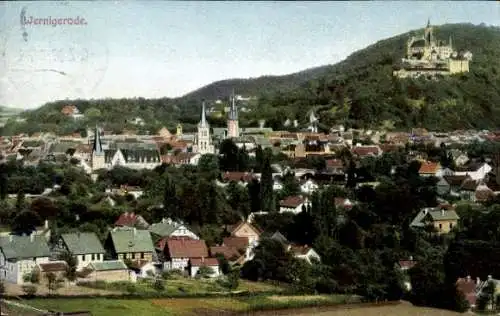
left=210, top=246, right=242, bottom=260
left=222, top=172, right=255, bottom=182
left=456, top=277, right=477, bottom=306
left=130, top=259, right=151, bottom=269
left=379, top=144, right=402, bottom=153
left=115, top=212, right=141, bottom=227
left=351, top=146, right=381, bottom=157
left=334, top=197, right=353, bottom=209
left=290, top=244, right=313, bottom=255
left=226, top=221, right=263, bottom=236
left=476, top=187, right=494, bottom=202
left=326, top=159, right=343, bottom=169
left=190, top=257, right=219, bottom=266
left=61, top=105, right=77, bottom=115
left=156, top=236, right=195, bottom=250
left=419, top=161, right=440, bottom=174
left=166, top=238, right=208, bottom=259
left=38, top=261, right=68, bottom=272
left=398, top=260, right=417, bottom=270
left=223, top=237, right=249, bottom=251
left=280, top=196, right=305, bottom=208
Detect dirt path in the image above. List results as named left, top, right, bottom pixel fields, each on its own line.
left=5, top=283, right=120, bottom=296
left=240, top=301, right=463, bottom=316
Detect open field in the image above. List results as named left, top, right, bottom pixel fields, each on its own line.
left=74, top=277, right=286, bottom=296
left=256, top=301, right=463, bottom=316
left=20, top=294, right=356, bottom=316
left=9, top=298, right=465, bottom=316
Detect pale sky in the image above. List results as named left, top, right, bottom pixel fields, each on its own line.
left=0, top=1, right=498, bottom=109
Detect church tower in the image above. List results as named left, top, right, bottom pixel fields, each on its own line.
left=227, top=91, right=239, bottom=138
left=195, top=101, right=214, bottom=154
left=91, top=125, right=105, bottom=171
left=424, top=19, right=434, bottom=47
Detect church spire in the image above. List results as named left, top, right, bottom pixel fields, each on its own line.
left=229, top=90, right=238, bottom=121
left=199, top=100, right=208, bottom=128
left=427, top=18, right=430, bottom=27
left=92, top=125, right=103, bottom=155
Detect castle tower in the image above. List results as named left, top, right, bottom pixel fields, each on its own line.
left=176, top=123, right=183, bottom=137
left=227, top=91, right=239, bottom=138
left=91, top=125, right=105, bottom=171
left=195, top=101, right=214, bottom=155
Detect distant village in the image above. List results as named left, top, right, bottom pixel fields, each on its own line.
left=1, top=89, right=500, bottom=309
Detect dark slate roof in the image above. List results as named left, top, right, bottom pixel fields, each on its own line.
left=109, top=227, right=155, bottom=254
left=0, top=235, right=50, bottom=260
left=104, top=148, right=160, bottom=163
left=61, top=232, right=105, bottom=255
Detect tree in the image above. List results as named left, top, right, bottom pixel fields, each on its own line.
left=260, top=153, right=274, bottom=213
left=225, top=269, right=240, bottom=290
left=21, top=284, right=37, bottom=297
left=58, top=251, right=77, bottom=282
left=152, top=278, right=165, bottom=292
left=11, top=210, right=42, bottom=235
left=196, top=265, right=214, bottom=278
left=163, top=174, right=179, bottom=220
left=46, top=272, right=64, bottom=294
left=198, top=154, right=220, bottom=180
left=219, top=139, right=239, bottom=172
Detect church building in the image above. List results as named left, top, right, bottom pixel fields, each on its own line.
left=193, top=101, right=215, bottom=155
left=227, top=92, right=239, bottom=138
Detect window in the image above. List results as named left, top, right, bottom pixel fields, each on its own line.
left=131, top=253, right=135, bottom=259
left=141, top=253, right=145, bottom=259
left=91, top=254, right=95, bottom=261
left=439, top=223, right=442, bottom=229
left=449, top=223, right=453, bottom=229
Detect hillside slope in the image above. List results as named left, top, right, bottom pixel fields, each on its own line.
left=259, top=23, right=500, bottom=130
left=180, top=65, right=334, bottom=101
left=3, top=23, right=500, bottom=135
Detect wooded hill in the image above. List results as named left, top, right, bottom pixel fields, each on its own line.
left=3, top=23, right=500, bottom=136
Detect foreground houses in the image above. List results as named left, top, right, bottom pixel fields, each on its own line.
left=410, top=206, right=460, bottom=234
left=106, top=227, right=156, bottom=263
left=0, top=234, right=50, bottom=284
left=53, top=232, right=105, bottom=271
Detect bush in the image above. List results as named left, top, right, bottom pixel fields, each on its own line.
left=126, top=283, right=137, bottom=294
left=22, top=284, right=37, bottom=297
left=226, top=270, right=240, bottom=290
left=152, top=278, right=165, bottom=292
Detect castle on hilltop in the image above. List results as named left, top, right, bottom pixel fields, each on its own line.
left=393, top=19, right=473, bottom=79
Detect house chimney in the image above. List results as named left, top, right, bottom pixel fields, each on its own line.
left=441, top=209, right=445, bottom=216
left=133, top=227, right=137, bottom=236
left=30, top=232, right=34, bottom=242
left=488, top=275, right=492, bottom=281
left=477, top=277, right=481, bottom=284
left=467, top=275, right=471, bottom=282
left=409, top=255, right=413, bottom=261
left=9, top=235, right=13, bottom=242
left=44, top=220, right=49, bottom=229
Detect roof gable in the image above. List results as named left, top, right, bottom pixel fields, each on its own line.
left=0, top=235, right=50, bottom=259
left=61, top=232, right=105, bottom=255
left=230, top=221, right=262, bottom=237
left=110, top=228, right=155, bottom=254
left=166, top=238, right=208, bottom=258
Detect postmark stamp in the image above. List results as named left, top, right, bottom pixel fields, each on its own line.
left=1, top=3, right=108, bottom=105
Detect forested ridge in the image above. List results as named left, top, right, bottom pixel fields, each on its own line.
left=2, top=23, right=500, bottom=136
